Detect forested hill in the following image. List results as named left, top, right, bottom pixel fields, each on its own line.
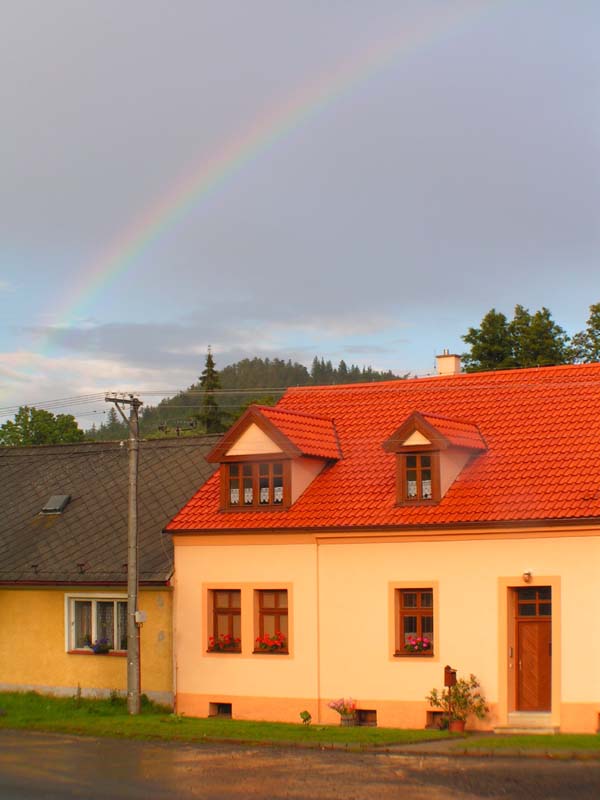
left=88, top=356, right=405, bottom=439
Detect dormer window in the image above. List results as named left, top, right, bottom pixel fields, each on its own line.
left=207, top=404, right=341, bottom=513
left=401, top=453, right=439, bottom=502
left=384, top=411, right=486, bottom=507
left=227, top=462, right=287, bottom=508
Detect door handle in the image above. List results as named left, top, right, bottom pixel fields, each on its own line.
left=518, top=659, right=522, bottom=671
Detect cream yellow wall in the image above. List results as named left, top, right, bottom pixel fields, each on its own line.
left=317, top=535, right=600, bottom=729
left=0, top=586, right=173, bottom=705
left=439, top=449, right=471, bottom=496
left=173, top=543, right=319, bottom=715
left=291, top=458, right=325, bottom=503
left=173, top=530, right=600, bottom=730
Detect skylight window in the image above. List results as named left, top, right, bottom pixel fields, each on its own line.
left=41, top=495, right=71, bottom=514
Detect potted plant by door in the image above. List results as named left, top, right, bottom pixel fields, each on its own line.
left=426, top=673, right=488, bottom=732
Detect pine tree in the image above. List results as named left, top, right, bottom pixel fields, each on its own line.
left=197, top=346, right=224, bottom=433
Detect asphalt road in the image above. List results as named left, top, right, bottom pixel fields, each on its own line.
left=1, top=731, right=599, bottom=800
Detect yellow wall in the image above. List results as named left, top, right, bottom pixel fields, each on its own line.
left=173, top=530, right=600, bottom=731
left=0, top=586, right=173, bottom=705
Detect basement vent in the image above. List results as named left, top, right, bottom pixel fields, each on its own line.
left=41, top=495, right=71, bottom=514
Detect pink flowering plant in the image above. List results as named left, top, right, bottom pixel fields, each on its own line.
left=328, top=697, right=357, bottom=717
left=404, top=635, right=432, bottom=653
left=255, top=631, right=287, bottom=652
left=208, top=633, right=241, bottom=652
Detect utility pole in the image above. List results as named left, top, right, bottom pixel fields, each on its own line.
left=105, top=393, right=143, bottom=715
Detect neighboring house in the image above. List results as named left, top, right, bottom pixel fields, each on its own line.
left=166, top=358, right=600, bottom=732
left=0, top=436, right=217, bottom=706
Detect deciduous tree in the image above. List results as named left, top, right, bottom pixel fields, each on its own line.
left=0, top=406, right=85, bottom=446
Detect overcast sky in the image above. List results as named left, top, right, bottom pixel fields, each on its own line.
left=1, top=1, right=599, bottom=426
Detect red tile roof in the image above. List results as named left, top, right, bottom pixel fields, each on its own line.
left=166, top=363, right=600, bottom=531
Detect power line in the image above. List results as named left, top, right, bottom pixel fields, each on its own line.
left=3, top=371, right=600, bottom=418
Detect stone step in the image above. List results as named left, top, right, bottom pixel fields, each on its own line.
left=507, top=712, right=553, bottom=727
left=494, top=726, right=559, bottom=735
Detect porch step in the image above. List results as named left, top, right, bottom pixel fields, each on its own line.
left=494, top=726, right=558, bottom=735
left=495, top=712, right=557, bottom=735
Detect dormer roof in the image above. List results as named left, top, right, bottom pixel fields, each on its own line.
left=207, top=405, right=341, bottom=462
left=383, top=411, right=487, bottom=453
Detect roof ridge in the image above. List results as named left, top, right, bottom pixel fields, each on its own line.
left=283, top=362, right=600, bottom=393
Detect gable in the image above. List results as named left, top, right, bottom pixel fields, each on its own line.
left=401, top=431, right=431, bottom=446
left=225, top=423, right=283, bottom=456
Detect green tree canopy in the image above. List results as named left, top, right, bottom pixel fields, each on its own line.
left=570, top=302, right=600, bottom=363
left=509, top=305, right=570, bottom=368
left=462, top=305, right=571, bottom=372
left=0, top=406, right=85, bottom=446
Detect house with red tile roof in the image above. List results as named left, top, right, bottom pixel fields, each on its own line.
left=166, top=358, right=600, bottom=732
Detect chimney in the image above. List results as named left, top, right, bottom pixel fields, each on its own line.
left=436, top=349, right=461, bottom=376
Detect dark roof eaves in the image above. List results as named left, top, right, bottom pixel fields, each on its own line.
left=167, top=516, right=600, bottom=536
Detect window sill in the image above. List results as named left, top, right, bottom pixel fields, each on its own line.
left=219, top=505, right=289, bottom=513
left=252, top=649, right=289, bottom=656
left=396, top=499, right=439, bottom=507
left=393, top=651, right=434, bottom=658
left=206, top=649, right=242, bottom=655
left=68, top=649, right=126, bottom=657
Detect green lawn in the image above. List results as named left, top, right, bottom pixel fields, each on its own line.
left=0, top=691, right=446, bottom=748
left=2, top=692, right=598, bottom=754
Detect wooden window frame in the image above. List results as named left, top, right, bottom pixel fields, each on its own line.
left=66, top=594, right=127, bottom=654
left=515, top=587, right=552, bottom=620
left=395, top=588, right=434, bottom=657
left=220, top=459, right=291, bottom=510
left=208, top=589, right=241, bottom=653
left=397, top=451, right=440, bottom=505
left=254, top=589, right=289, bottom=654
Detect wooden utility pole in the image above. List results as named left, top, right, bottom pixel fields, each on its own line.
left=105, top=393, right=143, bottom=715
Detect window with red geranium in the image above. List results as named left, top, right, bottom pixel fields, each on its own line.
left=208, top=590, right=241, bottom=652
left=396, top=589, right=433, bottom=656
left=255, top=590, right=288, bottom=653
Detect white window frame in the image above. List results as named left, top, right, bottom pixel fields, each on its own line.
left=65, top=592, right=128, bottom=652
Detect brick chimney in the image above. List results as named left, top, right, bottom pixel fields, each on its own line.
left=436, top=349, right=461, bottom=375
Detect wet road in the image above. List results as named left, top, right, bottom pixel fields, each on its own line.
left=1, top=730, right=599, bottom=799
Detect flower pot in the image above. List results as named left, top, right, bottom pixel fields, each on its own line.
left=448, top=719, right=466, bottom=733
left=340, top=714, right=356, bottom=727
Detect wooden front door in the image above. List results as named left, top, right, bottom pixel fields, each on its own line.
left=515, top=587, right=552, bottom=711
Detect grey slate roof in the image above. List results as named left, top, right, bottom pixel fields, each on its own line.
left=0, top=436, right=219, bottom=585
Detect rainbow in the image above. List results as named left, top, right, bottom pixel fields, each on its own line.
left=49, top=0, right=496, bottom=336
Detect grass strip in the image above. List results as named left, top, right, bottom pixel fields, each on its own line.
left=454, top=734, right=600, bottom=752
left=0, top=691, right=446, bottom=748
